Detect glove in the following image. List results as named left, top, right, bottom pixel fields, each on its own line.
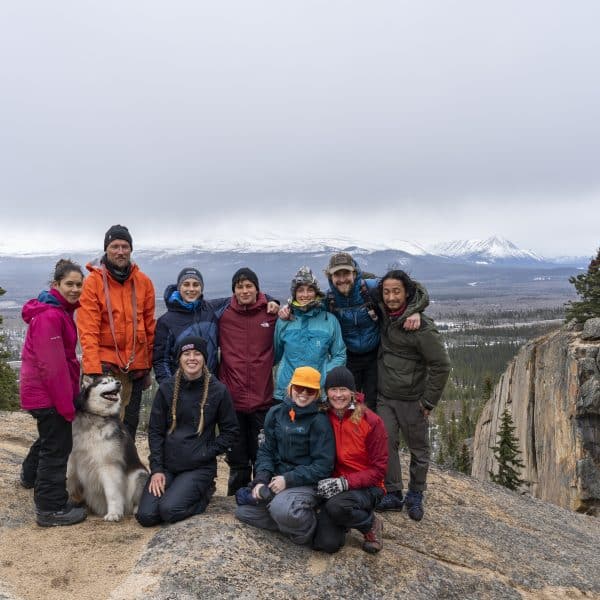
left=317, top=477, right=348, bottom=499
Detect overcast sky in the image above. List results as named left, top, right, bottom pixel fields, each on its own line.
left=1, top=1, right=599, bottom=257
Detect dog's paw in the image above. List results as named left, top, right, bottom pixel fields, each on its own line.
left=104, top=511, right=123, bottom=522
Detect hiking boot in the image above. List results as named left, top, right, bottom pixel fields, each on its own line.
left=405, top=490, right=424, bottom=521
left=19, top=469, right=35, bottom=490
left=375, top=491, right=404, bottom=512
left=36, top=503, right=87, bottom=527
left=362, top=515, right=383, bottom=554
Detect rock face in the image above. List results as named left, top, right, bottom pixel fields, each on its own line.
left=2, top=411, right=600, bottom=599
left=471, top=322, right=600, bottom=514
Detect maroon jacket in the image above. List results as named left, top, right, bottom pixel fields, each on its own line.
left=218, top=293, right=277, bottom=413
left=328, top=393, right=388, bottom=490
left=20, top=289, right=80, bottom=422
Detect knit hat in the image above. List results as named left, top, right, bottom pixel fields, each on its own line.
left=176, top=336, right=208, bottom=363
left=177, top=268, right=204, bottom=291
left=289, top=366, right=321, bottom=391
left=324, top=366, right=356, bottom=392
left=104, top=225, right=133, bottom=251
left=326, top=252, right=356, bottom=275
left=290, top=266, right=322, bottom=299
left=231, top=268, right=260, bottom=292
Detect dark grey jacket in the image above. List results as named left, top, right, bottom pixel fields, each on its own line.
left=377, top=311, right=451, bottom=410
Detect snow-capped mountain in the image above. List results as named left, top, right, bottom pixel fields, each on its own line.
left=430, top=236, right=545, bottom=265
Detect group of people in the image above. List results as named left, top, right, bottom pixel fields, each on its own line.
left=18, top=224, right=451, bottom=554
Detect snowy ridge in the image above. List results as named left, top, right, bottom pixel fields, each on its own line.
left=430, top=236, right=544, bottom=263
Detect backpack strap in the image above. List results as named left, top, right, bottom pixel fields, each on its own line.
left=359, top=280, right=380, bottom=322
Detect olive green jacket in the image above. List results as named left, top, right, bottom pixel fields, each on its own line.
left=377, top=298, right=451, bottom=409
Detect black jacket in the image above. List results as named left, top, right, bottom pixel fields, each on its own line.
left=148, top=373, right=239, bottom=474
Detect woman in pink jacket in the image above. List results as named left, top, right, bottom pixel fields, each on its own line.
left=19, top=259, right=88, bottom=527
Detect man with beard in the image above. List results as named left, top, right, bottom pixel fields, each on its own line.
left=77, top=225, right=156, bottom=439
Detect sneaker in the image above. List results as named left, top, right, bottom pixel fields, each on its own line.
left=405, top=491, right=424, bottom=521
left=362, top=515, right=383, bottom=554
left=375, top=491, right=404, bottom=512
left=19, top=470, right=35, bottom=490
left=36, top=503, right=87, bottom=527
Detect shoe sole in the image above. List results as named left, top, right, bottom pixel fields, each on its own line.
left=36, top=513, right=87, bottom=527
left=375, top=505, right=403, bottom=512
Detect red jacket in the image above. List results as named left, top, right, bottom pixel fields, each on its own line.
left=327, top=396, right=388, bottom=490
left=77, top=260, right=155, bottom=374
left=218, top=293, right=277, bottom=413
left=20, top=289, right=80, bottom=422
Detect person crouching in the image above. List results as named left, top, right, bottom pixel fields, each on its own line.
left=234, top=366, right=334, bottom=545
left=312, top=366, right=388, bottom=554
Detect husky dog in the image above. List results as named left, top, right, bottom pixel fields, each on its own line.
left=67, top=375, right=148, bottom=521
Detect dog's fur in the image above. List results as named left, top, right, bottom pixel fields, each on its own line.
left=67, top=375, right=148, bottom=521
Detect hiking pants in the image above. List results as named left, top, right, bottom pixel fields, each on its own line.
left=23, top=408, right=72, bottom=511
left=235, top=486, right=319, bottom=545
left=312, top=487, right=384, bottom=554
left=226, top=409, right=268, bottom=496
left=136, top=467, right=216, bottom=526
left=377, top=396, right=430, bottom=493
left=347, top=349, right=378, bottom=411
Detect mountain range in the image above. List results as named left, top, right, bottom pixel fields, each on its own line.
left=0, top=236, right=586, bottom=307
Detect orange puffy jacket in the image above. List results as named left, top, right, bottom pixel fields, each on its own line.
left=77, top=261, right=156, bottom=375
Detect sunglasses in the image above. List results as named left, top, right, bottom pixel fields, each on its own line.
left=292, top=385, right=319, bottom=395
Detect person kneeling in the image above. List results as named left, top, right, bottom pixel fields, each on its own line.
left=235, top=366, right=334, bottom=545
left=136, top=336, right=239, bottom=526
left=312, top=366, right=388, bottom=554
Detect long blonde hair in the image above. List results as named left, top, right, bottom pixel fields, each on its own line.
left=167, top=365, right=212, bottom=435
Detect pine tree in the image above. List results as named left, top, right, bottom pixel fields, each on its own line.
left=456, top=442, right=471, bottom=475
left=0, top=286, right=19, bottom=410
left=489, top=407, right=525, bottom=491
left=565, top=248, right=600, bottom=323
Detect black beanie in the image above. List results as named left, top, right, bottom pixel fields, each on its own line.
left=324, top=366, right=356, bottom=392
left=232, top=268, right=260, bottom=292
left=176, top=336, right=208, bottom=363
left=177, top=268, right=204, bottom=290
left=104, top=225, right=133, bottom=251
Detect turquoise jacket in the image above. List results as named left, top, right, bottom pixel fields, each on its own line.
left=273, top=302, right=346, bottom=400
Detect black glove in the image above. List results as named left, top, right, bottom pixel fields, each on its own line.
left=317, top=477, right=348, bottom=499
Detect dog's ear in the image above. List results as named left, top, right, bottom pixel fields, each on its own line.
left=81, top=374, right=95, bottom=388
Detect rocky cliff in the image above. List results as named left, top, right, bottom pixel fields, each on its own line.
left=1, top=411, right=600, bottom=599
left=471, top=318, right=600, bottom=515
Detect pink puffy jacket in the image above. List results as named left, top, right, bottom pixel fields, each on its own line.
left=19, top=288, right=80, bottom=422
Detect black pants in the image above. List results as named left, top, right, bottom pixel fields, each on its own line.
left=225, top=409, right=268, bottom=496
left=22, top=408, right=72, bottom=511
left=312, top=487, right=384, bottom=554
left=136, top=467, right=216, bottom=527
left=347, top=349, right=378, bottom=411
left=123, top=376, right=144, bottom=440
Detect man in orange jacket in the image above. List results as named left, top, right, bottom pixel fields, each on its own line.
left=77, top=225, right=156, bottom=438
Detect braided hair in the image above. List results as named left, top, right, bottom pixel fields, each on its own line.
left=167, top=365, right=212, bottom=435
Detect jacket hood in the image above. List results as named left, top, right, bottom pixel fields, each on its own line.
left=21, top=288, right=78, bottom=323
left=86, top=258, right=139, bottom=276
left=229, top=292, right=268, bottom=314
left=282, top=395, right=321, bottom=416
left=327, top=259, right=366, bottom=304
left=163, top=283, right=204, bottom=312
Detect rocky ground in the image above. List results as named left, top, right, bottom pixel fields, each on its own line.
left=1, top=411, right=599, bottom=600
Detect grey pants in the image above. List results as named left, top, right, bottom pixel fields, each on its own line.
left=235, top=485, right=319, bottom=545
left=377, top=397, right=430, bottom=493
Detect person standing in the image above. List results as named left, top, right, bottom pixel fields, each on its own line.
left=77, top=225, right=156, bottom=439
left=20, top=259, right=87, bottom=527
left=375, top=270, right=451, bottom=518
left=323, top=252, right=426, bottom=411
left=136, top=336, right=239, bottom=526
left=218, top=268, right=278, bottom=496
left=273, top=266, right=346, bottom=401
left=312, top=366, right=388, bottom=554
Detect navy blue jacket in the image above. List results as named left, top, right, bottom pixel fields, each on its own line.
left=152, top=284, right=229, bottom=382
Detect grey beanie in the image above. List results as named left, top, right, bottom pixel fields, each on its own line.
left=177, top=268, right=204, bottom=291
